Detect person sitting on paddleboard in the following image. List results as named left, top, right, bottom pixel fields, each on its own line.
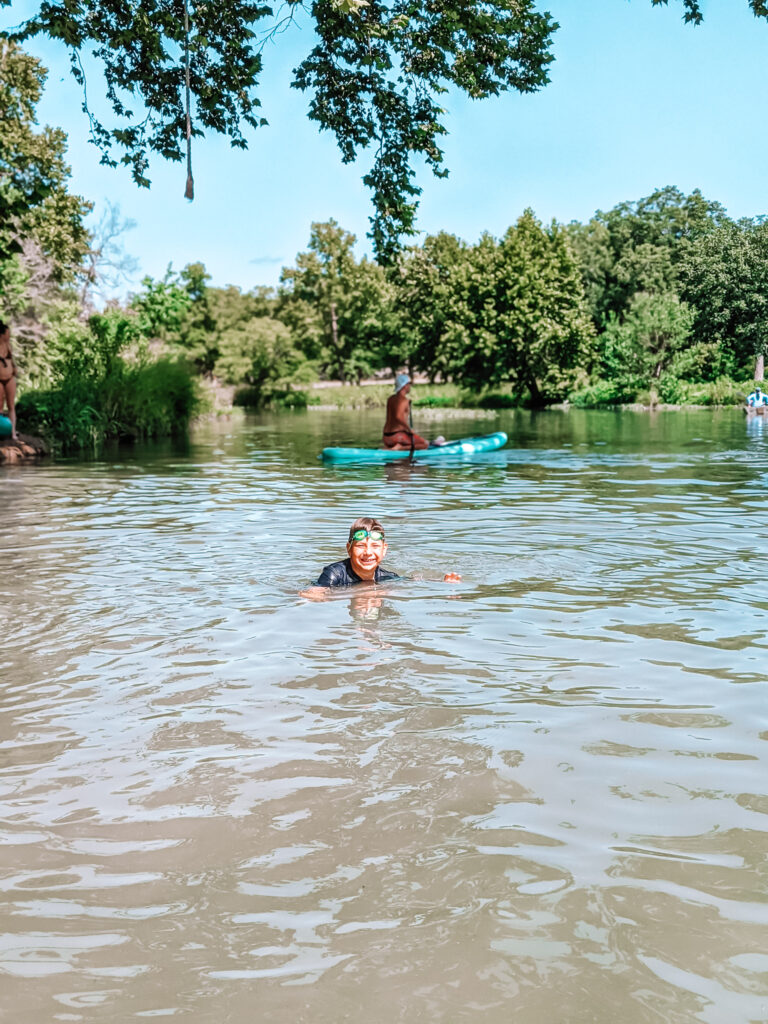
left=382, top=373, right=431, bottom=450
left=303, top=517, right=461, bottom=593
left=746, top=385, right=768, bottom=407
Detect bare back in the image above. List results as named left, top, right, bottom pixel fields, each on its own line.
left=383, top=390, right=410, bottom=435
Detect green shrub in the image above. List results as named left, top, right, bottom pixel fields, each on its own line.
left=412, top=395, right=455, bottom=408
left=234, top=386, right=308, bottom=409
left=685, top=378, right=752, bottom=406
left=474, top=392, right=518, bottom=409
left=16, top=311, right=200, bottom=451
left=270, top=389, right=308, bottom=410
left=569, top=379, right=638, bottom=407
left=657, top=373, right=685, bottom=404
left=668, top=342, right=736, bottom=383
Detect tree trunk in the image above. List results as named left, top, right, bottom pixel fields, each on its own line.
left=527, top=375, right=544, bottom=408
left=755, top=352, right=765, bottom=382
left=329, top=302, right=343, bottom=380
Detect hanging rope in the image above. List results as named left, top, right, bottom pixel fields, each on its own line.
left=183, top=0, right=194, bottom=200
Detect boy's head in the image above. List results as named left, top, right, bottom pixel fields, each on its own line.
left=346, top=517, right=388, bottom=577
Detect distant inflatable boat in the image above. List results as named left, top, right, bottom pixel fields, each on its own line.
left=321, top=431, right=508, bottom=464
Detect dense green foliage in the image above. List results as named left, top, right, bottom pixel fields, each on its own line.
left=679, top=219, right=768, bottom=368
left=16, top=311, right=201, bottom=450
left=279, top=220, right=396, bottom=382
left=0, top=43, right=200, bottom=452
left=0, top=41, right=90, bottom=273
left=0, top=38, right=90, bottom=383
left=566, top=186, right=728, bottom=329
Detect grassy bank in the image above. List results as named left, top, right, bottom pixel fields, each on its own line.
left=292, top=378, right=754, bottom=411
left=300, top=382, right=517, bottom=411
left=569, top=377, right=752, bottom=408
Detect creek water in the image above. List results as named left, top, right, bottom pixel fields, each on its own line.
left=1, top=407, right=767, bottom=1023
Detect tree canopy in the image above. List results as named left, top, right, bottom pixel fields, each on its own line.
left=1, top=0, right=557, bottom=261
left=0, top=40, right=89, bottom=276
left=651, top=0, right=768, bottom=25
left=3, top=1, right=766, bottom=259
left=679, top=219, right=768, bottom=366
left=279, top=219, right=395, bottom=381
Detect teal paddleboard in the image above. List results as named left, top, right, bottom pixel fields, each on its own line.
left=0, top=415, right=11, bottom=439
left=321, top=431, right=508, bottom=464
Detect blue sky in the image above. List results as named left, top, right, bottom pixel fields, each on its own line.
left=5, top=0, right=768, bottom=294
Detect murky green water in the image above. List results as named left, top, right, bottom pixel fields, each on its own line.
left=1, top=408, right=767, bottom=1023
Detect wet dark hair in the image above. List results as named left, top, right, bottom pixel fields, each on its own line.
left=348, top=516, right=385, bottom=541
left=0, top=322, right=8, bottom=335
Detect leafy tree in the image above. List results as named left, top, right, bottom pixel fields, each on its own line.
left=133, top=260, right=219, bottom=374
left=3, top=1, right=557, bottom=260
left=176, top=261, right=218, bottom=374
left=279, top=219, right=394, bottom=381
left=0, top=40, right=89, bottom=276
left=667, top=341, right=736, bottom=384
left=600, top=291, right=694, bottom=392
left=460, top=210, right=594, bottom=404
left=395, top=231, right=476, bottom=382
left=131, top=265, right=193, bottom=343
left=679, top=218, right=768, bottom=379
left=214, top=317, right=311, bottom=393
left=567, top=187, right=728, bottom=329
left=1, top=41, right=92, bottom=378
left=651, top=1, right=768, bottom=25
left=398, top=216, right=594, bottom=402
left=207, top=283, right=276, bottom=334
left=4, top=2, right=765, bottom=258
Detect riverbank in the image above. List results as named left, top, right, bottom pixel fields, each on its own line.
left=0, top=433, right=50, bottom=463
left=292, top=379, right=755, bottom=412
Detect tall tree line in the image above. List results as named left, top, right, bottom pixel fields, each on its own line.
left=2, top=39, right=768, bottom=411
left=127, top=192, right=768, bottom=406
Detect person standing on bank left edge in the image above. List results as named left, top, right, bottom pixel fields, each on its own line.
left=0, top=321, right=18, bottom=441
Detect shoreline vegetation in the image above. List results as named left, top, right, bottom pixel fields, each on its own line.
left=231, top=378, right=754, bottom=415
left=2, top=40, right=766, bottom=454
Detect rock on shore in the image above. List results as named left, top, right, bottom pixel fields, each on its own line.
left=0, top=433, right=50, bottom=463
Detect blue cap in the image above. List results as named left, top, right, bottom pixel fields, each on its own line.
left=395, top=373, right=410, bottom=392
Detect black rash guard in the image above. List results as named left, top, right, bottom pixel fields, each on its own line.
left=315, top=558, right=400, bottom=588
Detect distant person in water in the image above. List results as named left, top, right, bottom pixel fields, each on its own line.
left=746, top=385, right=768, bottom=407
left=382, top=373, right=430, bottom=450
left=0, top=321, right=18, bottom=441
left=302, top=517, right=461, bottom=596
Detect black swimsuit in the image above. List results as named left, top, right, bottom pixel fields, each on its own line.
left=315, top=558, right=400, bottom=587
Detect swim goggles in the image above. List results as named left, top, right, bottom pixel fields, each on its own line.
left=349, top=529, right=385, bottom=542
